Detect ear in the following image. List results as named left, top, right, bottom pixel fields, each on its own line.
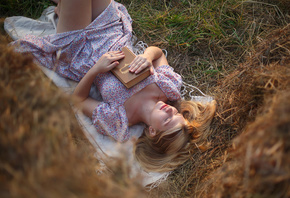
left=148, top=126, right=157, bottom=137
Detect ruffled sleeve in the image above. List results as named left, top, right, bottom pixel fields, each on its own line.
left=91, top=102, right=130, bottom=142
left=155, top=65, right=182, bottom=101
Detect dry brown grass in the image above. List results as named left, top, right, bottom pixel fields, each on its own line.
left=149, top=24, right=290, bottom=198
left=0, top=40, right=145, bottom=198
left=198, top=90, right=290, bottom=198
left=195, top=25, right=290, bottom=198
left=1, top=1, right=290, bottom=197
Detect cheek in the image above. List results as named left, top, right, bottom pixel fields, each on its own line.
left=156, top=112, right=167, bottom=121
left=152, top=115, right=161, bottom=125
left=151, top=113, right=164, bottom=128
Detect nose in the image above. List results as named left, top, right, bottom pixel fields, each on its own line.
left=165, top=106, right=173, bottom=114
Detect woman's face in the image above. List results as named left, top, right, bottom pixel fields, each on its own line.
left=149, top=101, right=186, bottom=135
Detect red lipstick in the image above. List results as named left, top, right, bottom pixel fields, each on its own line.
left=160, top=104, right=168, bottom=110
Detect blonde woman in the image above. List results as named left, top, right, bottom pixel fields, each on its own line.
left=73, top=44, right=216, bottom=172
left=13, top=0, right=216, bottom=172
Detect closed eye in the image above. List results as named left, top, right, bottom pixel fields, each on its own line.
left=164, top=117, right=170, bottom=122
left=165, top=112, right=179, bottom=123
left=164, top=116, right=172, bottom=125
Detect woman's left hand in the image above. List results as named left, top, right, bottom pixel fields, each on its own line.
left=129, top=54, right=154, bottom=74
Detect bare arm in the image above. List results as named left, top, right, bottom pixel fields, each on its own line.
left=129, top=46, right=168, bottom=74
left=73, top=51, right=124, bottom=117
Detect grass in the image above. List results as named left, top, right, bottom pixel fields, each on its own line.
left=118, top=0, right=289, bottom=91
left=1, top=0, right=289, bottom=197
left=0, top=0, right=53, bottom=18
left=1, top=0, right=288, bottom=87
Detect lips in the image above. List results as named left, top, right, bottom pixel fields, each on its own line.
left=160, top=104, right=168, bottom=110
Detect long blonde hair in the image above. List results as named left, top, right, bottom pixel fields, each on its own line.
left=134, top=99, right=216, bottom=172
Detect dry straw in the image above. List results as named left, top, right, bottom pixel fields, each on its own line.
left=150, top=24, right=290, bottom=197
left=0, top=16, right=290, bottom=198
left=0, top=38, right=145, bottom=198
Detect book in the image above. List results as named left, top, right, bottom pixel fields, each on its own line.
left=111, top=46, right=151, bottom=89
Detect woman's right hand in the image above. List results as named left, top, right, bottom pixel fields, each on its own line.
left=91, top=51, right=125, bottom=74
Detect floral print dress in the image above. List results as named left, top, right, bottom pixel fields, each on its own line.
left=12, top=0, right=182, bottom=142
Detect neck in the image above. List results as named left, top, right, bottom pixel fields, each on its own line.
left=137, top=99, right=157, bottom=126
left=137, top=88, right=168, bottom=126
left=125, top=84, right=167, bottom=125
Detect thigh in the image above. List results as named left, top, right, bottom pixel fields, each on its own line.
left=56, top=0, right=92, bottom=33
left=92, top=0, right=112, bottom=21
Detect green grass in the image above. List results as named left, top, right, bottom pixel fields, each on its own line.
left=0, top=1, right=289, bottom=198
left=0, top=0, right=54, bottom=18
left=119, top=0, right=289, bottom=90
left=1, top=0, right=288, bottom=90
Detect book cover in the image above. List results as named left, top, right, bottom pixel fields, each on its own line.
left=111, top=46, right=151, bottom=89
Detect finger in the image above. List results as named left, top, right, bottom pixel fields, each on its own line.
left=129, top=59, right=139, bottom=71
left=108, top=61, right=119, bottom=70
left=108, top=51, right=124, bottom=56
left=150, top=66, right=154, bottom=75
left=109, top=54, right=125, bottom=62
left=130, top=58, right=145, bottom=72
left=130, top=56, right=140, bottom=65
left=135, top=62, right=151, bottom=74
left=106, top=51, right=124, bottom=57
left=131, top=56, right=144, bottom=67
left=110, top=50, right=123, bottom=54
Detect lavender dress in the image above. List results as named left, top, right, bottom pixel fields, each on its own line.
left=12, top=0, right=182, bottom=142
left=13, top=0, right=133, bottom=81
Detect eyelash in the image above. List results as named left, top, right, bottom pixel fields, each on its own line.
left=164, top=112, right=178, bottom=123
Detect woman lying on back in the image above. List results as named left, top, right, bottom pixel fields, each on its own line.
left=73, top=45, right=216, bottom=172
left=13, top=0, right=216, bottom=172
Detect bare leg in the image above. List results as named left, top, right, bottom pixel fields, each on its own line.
left=56, top=0, right=111, bottom=33
left=49, top=0, right=59, bottom=14
left=53, top=3, right=60, bottom=16
left=92, top=0, right=111, bottom=21
left=56, top=0, right=92, bottom=33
